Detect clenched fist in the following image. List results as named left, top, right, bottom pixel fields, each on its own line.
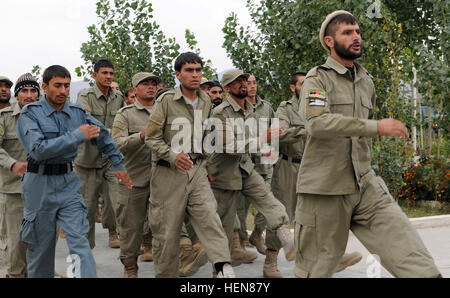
left=79, top=124, right=100, bottom=140
left=377, top=119, right=409, bottom=138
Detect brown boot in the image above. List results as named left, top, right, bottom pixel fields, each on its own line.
left=109, top=230, right=120, bottom=248
left=249, top=226, right=266, bottom=255
left=336, top=251, right=363, bottom=272
left=121, top=257, right=138, bottom=278
left=243, top=237, right=254, bottom=248
left=140, top=233, right=153, bottom=262
left=179, top=238, right=208, bottom=277
left=263, top=249, right=283, bottom=278
left=231, top=231, right=257, bottom=267
left=95, top=204, right=102, bottom=223
left=6, top=273, right=27, bottom=278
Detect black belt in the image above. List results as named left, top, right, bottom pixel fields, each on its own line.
left=281, top=154, right=302, bottom=164
left=156, top=156, right=203, bottom=169
left=27, top=162, right=73, bottom=175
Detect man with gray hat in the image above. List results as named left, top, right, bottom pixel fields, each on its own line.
left=0, top=73, right=40, bottom=277
left=295, top=10, right=441, bottom=278
left=75, top=59, right=124, bottom=249
left=207, top=69, right=295, bottom=270
left=0, top=76, right=13, bottom=110
left=145, top=52, right=233, bottom=278
left=112, top=72, right=160, bottom=277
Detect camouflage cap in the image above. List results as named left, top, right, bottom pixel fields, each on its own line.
left=220, top=69, right=250, bottom=87
left=200, top=77, right=214, bottom=86
left=0, top=76, right=13, bottom=88
left=319, top=10, right=355, bottom=51
left=132, top=72, right=161, bottom=87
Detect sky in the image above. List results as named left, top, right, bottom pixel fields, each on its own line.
left=0, top=0, right=253, bottom=83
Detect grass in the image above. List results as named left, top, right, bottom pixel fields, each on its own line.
left=398, top=200, right=450, bottom=218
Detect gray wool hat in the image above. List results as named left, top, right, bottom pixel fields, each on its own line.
left=14, top=73, right=40, bottom=97
left=319, top=10, right=355, bottom=51
left=220, top=69, right=250, bottom=87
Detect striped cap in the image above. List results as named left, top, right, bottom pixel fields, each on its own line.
left=14, top=73, right=40, bottom=97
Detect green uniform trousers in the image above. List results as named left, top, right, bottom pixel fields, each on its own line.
left=74, top=164, right=118, bottom=249
left=294, top=170, right=441, bottom=278
left=0, top=193, right=27, bottom=276
left=149, top=162, right=230, bottom=277
left=236, top=172, right=272, bottom=240
left=116, top=184, right=151, bottom=259
left=213, top=169, right=289, bottom=252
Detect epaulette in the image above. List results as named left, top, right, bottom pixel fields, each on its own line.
left=155, top=88, right=175, bottom=102
left=117, top=104, right=135, bottom=113
left=69, top=102, right=87, bottom=112
left=261, top=98, right=273, bottom=107
left=212, top=99, right=230, bottom=114
left=0, top=105, right=13, bottom=115
left=278, top=101, right=289, bottom=107
left=78, top=87, right=94, bottom=97
left=306, top=66, right=321, bottom=78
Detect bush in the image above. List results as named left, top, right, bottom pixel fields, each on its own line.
left=398, top=156, right=450, bottom=204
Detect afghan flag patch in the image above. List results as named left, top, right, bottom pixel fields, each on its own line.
left=308, top=90, right=326, bottom=106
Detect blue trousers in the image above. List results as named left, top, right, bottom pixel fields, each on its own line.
left=21, top=171, right=97, bottom=278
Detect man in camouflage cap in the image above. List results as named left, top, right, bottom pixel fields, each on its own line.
left=295, top=10, right=441, bottom=277
left=207, top=69, right=295, bottom=269
left=112, top=72, right=160, bottom=277
left=0, top=76, right=13, bottom=110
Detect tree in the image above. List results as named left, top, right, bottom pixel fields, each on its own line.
left=222, top=0, right=448, bottom=198
left=76, top=0, right=182, bottom=90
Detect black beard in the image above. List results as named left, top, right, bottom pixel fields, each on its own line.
left=212, top=99, right=222, bottom=107
left=0, top=97, right=10, bottom=103
left=231, top=90, right=248, bottom=99
left=295, top=90, right=300, bottom=99
left=334, top=40, right=362, bottom=60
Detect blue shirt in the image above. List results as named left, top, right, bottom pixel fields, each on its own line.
left=17, top=97, right=125, bottom=170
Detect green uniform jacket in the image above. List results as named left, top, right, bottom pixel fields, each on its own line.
left=145, top=87, right=211, bottom=167
left=74, top=84, right=124, bottom=168
left=277, top=95, right=306, bottom=157
left=249, top=96, right=275, bottom=176
left=0, top=103, right=26, bottom=194
left=207, top=96, right=259, bottom=191
left=112, top=99, right=152, bottom=188
left=297, top=56, right=378, bottom=195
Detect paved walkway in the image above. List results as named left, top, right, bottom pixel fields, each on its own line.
left=1, top=219, right=449, bottom=278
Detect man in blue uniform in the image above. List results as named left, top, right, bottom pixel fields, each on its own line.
left=16, top=65, right=132, bottom=278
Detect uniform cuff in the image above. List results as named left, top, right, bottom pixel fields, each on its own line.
left=167, top=150, right=178, bottom=167
left=112, top=163, right=126, bottom=172
left=362, top=119, right=378, bottom=137
left=4, top=157, right=17, bottom=172
left=73, top=128, right=87, bottom=143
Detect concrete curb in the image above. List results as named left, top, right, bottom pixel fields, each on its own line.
left=409, top=214, right=450, bottom=229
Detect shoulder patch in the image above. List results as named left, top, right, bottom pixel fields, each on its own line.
left=0, top=106, right=13, bottom=115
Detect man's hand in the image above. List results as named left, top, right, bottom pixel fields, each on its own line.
left=79, top=124, right=100, bottom=140
left=260, top=127, right=283, bottom=144
left=174, top=152, right=193, bottom=172
left=114, top=170, right=133, bottom=190
left=207, top=174, right=215, bottom=183
left=140, top=128, right=146, bottom=141
left=377, top=119, right=409, bottom=138
left=11, top=161, right=27, bottom=178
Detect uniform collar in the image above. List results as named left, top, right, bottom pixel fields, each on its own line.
left=42, top=96, right=72, bottom=117
left=247, top=96, right=262, bottom=108
left=172, top=86, right=209, bottom=108
left=93, top=83, right=112, bottom=100
left=324, top=56, right=368, bottom=83
left=226, top=95, right=253, bottom=113
left=134, top=98, right=153, bottom=112
left=12, top=102, right=22, bottom=116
